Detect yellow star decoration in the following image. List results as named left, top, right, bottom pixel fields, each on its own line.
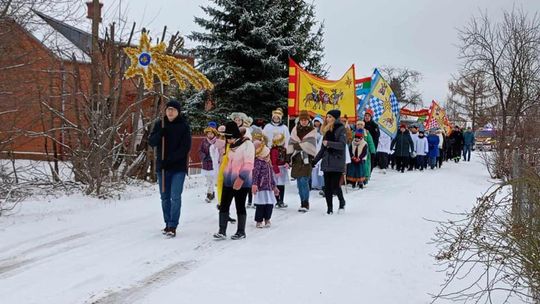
left=124, top=31, right=213, bottom=91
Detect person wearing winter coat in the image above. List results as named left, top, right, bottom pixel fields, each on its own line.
left=449, top=126, right=464, bottom=162
left=313, top=109, right=347, bottom=214
left=311, top=115, right=325, bottom=190
left=415, top=130, right=429, bottom=170
left=252, top=139, right=279, bottom=228
left=408, top=125, right=420, bottom=170
left=390, top=124, right=414, bottom=173
left=263, top=107, right=290, bottom=149
left=376, top=131, right=392, bottom=173
left=346, top=129, right=368, bottom=188
left=287, top=110, right=318, bottom=212
left=355, top=120, right=376, bottom=183
left=270, top=133, right=289, bottom=208
left=213, top=121, right=255, bottom=240
left=427, top=129, right=440, bottom=169
left=462, top=127, right=475, bottom=162
left=199, top=122, right=220, bottom=203
left=436, top=129, right=445, bottom=168
left=230, top=112, right=251, bottom=140
left=148, top=100, right=192, bottom=238
left=364, top=108, right=380, bottom=170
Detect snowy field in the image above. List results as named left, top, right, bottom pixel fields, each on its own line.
left=0, top=153, right=498, bottom=304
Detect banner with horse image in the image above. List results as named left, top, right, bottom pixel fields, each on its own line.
left=288, top=58, right=357, bottom=121
left=359, top=69, right=400, bottom=138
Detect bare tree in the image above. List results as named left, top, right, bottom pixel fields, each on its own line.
left=380, top=66, right=423, bottom=108
left=457, top=8, right=540, bottom=146
left=447, top=70, right=495, bottom=130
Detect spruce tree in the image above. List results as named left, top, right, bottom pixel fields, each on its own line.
left=190, top=0, right=326, bottom=120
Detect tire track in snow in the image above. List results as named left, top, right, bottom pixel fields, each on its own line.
left=86, top=260, right=198, bottom=304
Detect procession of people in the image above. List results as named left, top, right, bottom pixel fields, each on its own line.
left=150, top=100, right=475, bottom=239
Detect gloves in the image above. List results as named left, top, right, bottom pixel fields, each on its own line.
left=293, top=142, right=302, bottom=151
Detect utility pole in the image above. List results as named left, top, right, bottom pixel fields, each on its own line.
left=87, top=0, right=102, bottom=110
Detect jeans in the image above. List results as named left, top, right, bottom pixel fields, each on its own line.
left=296, top=176, right=310, bottom=202
left=429, top=156, right=437, bottom=169
left=157, top=170, right=186, bottom=228
left=463, top=144, right=472, bottom=161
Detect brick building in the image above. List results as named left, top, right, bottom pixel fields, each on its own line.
left=0, top=14, right=201, bottom=165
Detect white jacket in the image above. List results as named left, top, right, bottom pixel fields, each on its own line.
left=410, top=132, right=419, bottom=153
left=263, top=123, right=290, bottom=148
left=377, top=132, right=392, bottom=154
left=415, top=137, right=429, bottom=156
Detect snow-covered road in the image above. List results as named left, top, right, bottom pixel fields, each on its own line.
left=0, top=154, right=495, bottom=303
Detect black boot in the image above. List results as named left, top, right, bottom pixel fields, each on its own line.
left=231, top=214, right=247, bottom=240
left=213, top=213, right=228, bottom=239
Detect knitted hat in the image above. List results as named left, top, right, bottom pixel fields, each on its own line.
left=165, top=99, right=181, bottom=112
left=365, top=108, right=374, bottom=117
left=272, top=133, right=285, bottom=146
left=298, top=110, right=310, bottom=121
left=272, top=107, right=284, bottom=120
left=327, top=109, right=341, bottom=120
left=208, top=121, right=218, bottom=129
left=313, top=115, right=324, bottom=125
left=224, top=121, right=241, bottom=139
left=355, top=129, right=364, bottom=138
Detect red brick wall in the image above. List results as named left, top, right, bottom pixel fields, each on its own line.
left=0, top=20, right=166, bottom=161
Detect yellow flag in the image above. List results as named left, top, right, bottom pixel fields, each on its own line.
left=289, top=58, right=357, bottom=121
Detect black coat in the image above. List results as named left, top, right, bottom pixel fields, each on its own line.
left=391, top=130, right=414, bottom=157
left=313, top=122, right=347, bottom=173
left=149, top=115, right=192, bottom=172
left=364, top=120, right=380, bottom=149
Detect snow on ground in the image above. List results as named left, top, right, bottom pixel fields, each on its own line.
left=0, top=153, right=498, bottom=304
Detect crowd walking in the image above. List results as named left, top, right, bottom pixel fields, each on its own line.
left=150, top=101, right=476, bottom=239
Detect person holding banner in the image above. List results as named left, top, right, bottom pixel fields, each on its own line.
left=391, top=124, right=414, bottom=173
left=364, top=109, right=380, bottom=171
left=148, top=99, right=192, bottom=238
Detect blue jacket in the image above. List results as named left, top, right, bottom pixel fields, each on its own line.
left=463, top=131, right=475, bottom=145
left=427, top=134, right=440, bottom=158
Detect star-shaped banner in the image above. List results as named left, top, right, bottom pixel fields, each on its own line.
left=124, top=31, right=213, bottom=91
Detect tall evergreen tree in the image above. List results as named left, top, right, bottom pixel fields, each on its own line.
left=189, top=0, right=326, bottom=120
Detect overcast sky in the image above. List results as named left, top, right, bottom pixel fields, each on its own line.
left=101, top=0, right=540, bottom=108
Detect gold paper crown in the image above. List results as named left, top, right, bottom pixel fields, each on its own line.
left=272, top=107, right=284, bottom=119
left=272, top=133, right=285, bottom=146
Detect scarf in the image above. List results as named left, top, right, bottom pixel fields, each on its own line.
left=287, top=126, right=318, bottom=157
